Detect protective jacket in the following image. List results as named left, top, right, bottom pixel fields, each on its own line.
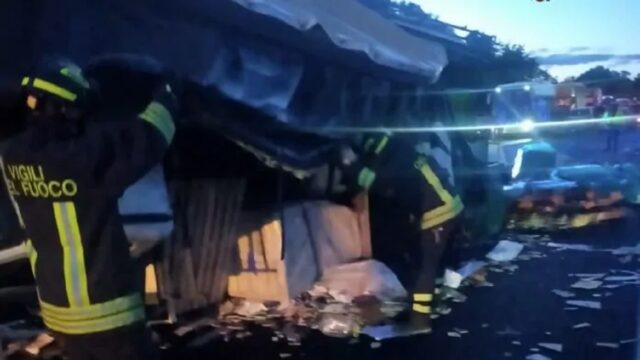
left=1, top=99, right=175, bottom=335
left=343, top=133, right=463, bottom=230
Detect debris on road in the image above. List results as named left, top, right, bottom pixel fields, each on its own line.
left=573, top=273, right=606, bottom=279
left=546, top=242, right=594, bottom=251
left=566, top=300, right=601, bottom=309
left=570, top=279, right=602, bottom=290
left=447, top=331, right=462, bottom=338
left=604, top=275, right=639, bottom=282
left=552, top=289, right=575, bottom=298
left=453, top=328, right=469, bottom=335
left=539, top=343, right=563, bottom=352
left=564, top=307, right=579, bottom=311
left=512, top=341, right=522, bottom=346
left=526, top=353, right=551, bottom=360
left=573, top=323, right=591, bottom=329
left=370, top=341, right=382, bottom=349
left=620, top=339, right=637, bottom=344
left=497, top=326, right=521, bottom=336
left=444, top=261, right=486, bottom=289
left=595, top=342, right=620, bottom=349
left=486, top=240, right=524, bottom=262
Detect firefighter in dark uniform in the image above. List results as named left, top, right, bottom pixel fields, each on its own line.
left=1, top=59, right=176, bottom=359
left=339, top=132, right=463, bottom=333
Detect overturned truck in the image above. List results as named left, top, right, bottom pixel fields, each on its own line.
left=0, top=0, right=502, bottom=347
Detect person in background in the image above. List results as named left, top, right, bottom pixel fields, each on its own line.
left=1, top=58, right=177, bottom=359
left=605, top=102, right=620, bottom=153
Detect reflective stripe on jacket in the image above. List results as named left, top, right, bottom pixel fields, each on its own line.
left=1, top=101, right=174, bottom=334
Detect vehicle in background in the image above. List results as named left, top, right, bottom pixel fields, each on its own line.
left=585, top=87, right=603, bottom=107
left=489, top=82, right=555, bottom=139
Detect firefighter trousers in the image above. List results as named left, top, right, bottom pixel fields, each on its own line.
left=54, top=322, right=158, bottom=360
left=410, top=219, right=458, bottom=326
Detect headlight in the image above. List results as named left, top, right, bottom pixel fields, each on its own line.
left=519, top=118, right=536, bottom=132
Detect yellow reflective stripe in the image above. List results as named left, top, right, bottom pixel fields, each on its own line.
left=423, top=195, right=464, bottom=221
left=413, top=293, right=433, bottom=302
left=43, top=306, right=145, bottom=335
left=40, top=294, right=143, bottom=321
left=357, top=167, right=376, bottom=189
left=24, top=239, right=38, bottom=277
left=412, top=304, right=431, bottom=314
left=32, top=78, right=77, bottom=101
left=374, top=136, right=390, bottom=154
left=53, top=202, right=90, bottom=307
left=415, top=158, right=454, bottom=204
left=139, top=101, right=175, bottom=143
left=421, top=196, right=464, bottom=230
left=21, top=77, right=30, bottom=86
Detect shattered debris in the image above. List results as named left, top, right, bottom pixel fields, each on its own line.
left=486, top=240, right=524, bottom=262
left=570, top=279, right=602, bottom=290
left=552, top=289, right=575, bottom=298
left=497, top=327, right=521, bottom=336
left=573, top=273, right=606, bottom=279
left=546, top=242, right=594, bottom=251
left=565, top=300, right=601, bottom=309
left=539, top=343, right=563, bottom=352
left=453, top=328, right=469, bottom=335
left=526, top=354, right=551, bottom=360
left=573, top=323, right=591, bottom=329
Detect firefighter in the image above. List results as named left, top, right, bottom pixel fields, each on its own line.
left=339, top=132, right=463, bottom=333
left=1, top=58, right=176, bottom=359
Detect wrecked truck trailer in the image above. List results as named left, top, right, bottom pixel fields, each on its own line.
left=0, top=0, right=503, bottom=356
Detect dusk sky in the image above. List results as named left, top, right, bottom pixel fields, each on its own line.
left=411, top=0, right=640, bottom=80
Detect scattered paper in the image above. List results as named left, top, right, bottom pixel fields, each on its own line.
left=370, top=342, right=382, bottom=349
left=486, top=241, right=524, bottom=262
left=573, top=323, right=591, bottom=329
left=552, top=289, right=575, bottom=298
left=453, top=328, right=469, bottom=335
left=512, top=341, right=522, bottom=346
left=482, top=324, right=489, bottom=328
left=545, top=332, right=552, bottom=335
left=444, top=269, right=464, bottom=289
left=447, top=331, right=461, bottom=338
left=497, top=327, right=521, bottom=336
left=566, top=300, right=601, bottom=309
left=564, top=307, right=579, bottom=311
left=526, top=354, right=551, bottom=360
left=539, top=343, right=563, bottom=352
left=571, top=279, right=602, bottom=290
left=620, top=339, right=637, bottom=344
left=530, top=348, right=540, bottom=352
left=546, top=242, right=594, bottom=251
left=595, top=342, right=619, bottom=349
left=605, top=276, right=639, bottom=282
left=573, top=273, right=605, bottom=279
